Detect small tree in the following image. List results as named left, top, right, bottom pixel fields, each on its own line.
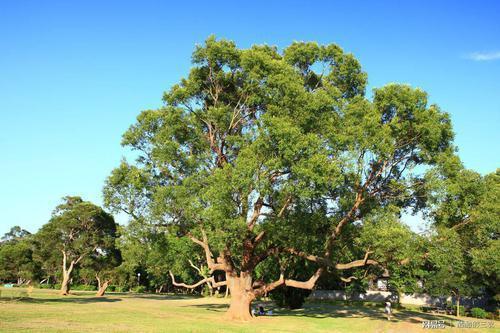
left=35, top=196, right=118, bottom=295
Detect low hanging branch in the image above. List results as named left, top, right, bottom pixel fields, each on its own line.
left=169, top=271, right=227, bottom=289
left=284, top=267, right=325, bottom=290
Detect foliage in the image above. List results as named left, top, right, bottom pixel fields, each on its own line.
left=421, top=169, right=499, bottom=302
left=0, top=230, right=40, bottom=283
left=132, top=285, right=146, bottom=293
left=71, top=284, right=97, bottom=291
left=470, top=307, right=488, bottom=318
left=0, top=240, right=32, bottom=282
left=1, top=226, right=31, bottom=242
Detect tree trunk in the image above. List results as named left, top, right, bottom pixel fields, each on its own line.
left=224, top=274, right=255, bottom=321
left=96, top=281, right=109, bottom=297
left=60, top=251, right=76, bottom=296
left=60, top=272, right=71, bottom=295
left=456, top=294, right=460, bottom=318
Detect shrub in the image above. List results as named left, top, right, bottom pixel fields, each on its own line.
left=486, top=311, right=496, bottom=320
left=71, top=284, right=97, bottom=291
left=116, top=286, right=129, bottom=292
left=132, top=286, right=146, bottom=293
left=457, top=305, right=466, bottom=316
left=471, top=307, right=488, bottom=319
left=270, top=286, right=310, bottom=309
left=202, top=285, right=211, bottom=297
left=107, top=285, right=116, bottom=292
left=111, top=285, right=129, bottom=292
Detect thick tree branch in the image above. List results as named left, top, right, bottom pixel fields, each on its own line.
left=188, top=230, right=227, bottom=272
left=169, top=271, right=215, bottom=289
left=247, top=197, right=263, bottom=230
left=278, top=196, right=292, bottom=218
left=188, top=260, right=203, bottom=275
left=325, top=191, right=364, bottom=256
left=284, top=267, right=324, bottom=290
left=254, top=273, right=285, bottom=297
left=284, top=247, right=333, bottom=266
left=169, top=271, right=227, bottom=290
left=253, top=231, right=265, bottom=245
left=335, top=251, right=378, bottom=270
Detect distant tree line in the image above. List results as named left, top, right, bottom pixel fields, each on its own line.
left=1, top=169, right=498, bottom=312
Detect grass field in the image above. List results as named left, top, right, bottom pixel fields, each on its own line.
left=0, top=287, right=497, bottom=332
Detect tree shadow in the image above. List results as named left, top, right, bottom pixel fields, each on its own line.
left=273, top=303, right=455, bottom=326
left=182, top=303, right=229, bottom=313
left=0, top=296, right=122, bottom=304
left=127, top=294, right=203, bottom=300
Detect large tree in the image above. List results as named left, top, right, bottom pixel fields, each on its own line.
left=35, top=196, right=118, bottom=295
left=106, top=36, right=455, bottom=320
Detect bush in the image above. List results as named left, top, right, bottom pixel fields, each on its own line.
left=270, top=286, right=310, bottom=309
left=486, top=311, right=496, bottom=320
left=71, top=284, right=97, bottom=291
left=110, top=285, right=129, bottom=292
left=202, top=285, right=211, bottom=297
left=457, top=305, right=466, bottom=316
left=132, top=286, right=146, bottom=293
left=471, top=307, right=488, bottom=319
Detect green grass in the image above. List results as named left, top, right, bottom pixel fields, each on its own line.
left=0, top=288, right=497, bottom=332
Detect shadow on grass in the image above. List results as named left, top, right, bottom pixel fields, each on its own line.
left=186, top=303, right=229, bottom=313
left=127, top=294, right=203, bottom=300
left=273, top=303, right=455, bottom=326
left=185, top=300, right=456, bottom=326
left=0, top=296, right=122, bottom=304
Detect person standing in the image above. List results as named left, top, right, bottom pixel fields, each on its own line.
left=385, top=299, right=392, bottom=321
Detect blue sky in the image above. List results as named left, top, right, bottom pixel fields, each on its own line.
left=1, top=0, right=499, bottom=235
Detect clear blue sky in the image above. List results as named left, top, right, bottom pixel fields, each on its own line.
left=1, top=0, right=499, bottom=235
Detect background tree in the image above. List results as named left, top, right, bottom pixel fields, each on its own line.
left=106, top=36, right=456, bottom=320
left=421, top=168, right=500, bottom=314
left=0, top=227, right=40, bottom=284
left=34, top=196, right=118, bottom=295
left=1, top=226, right=31, bottom=242
left=80, top=240, right=122, bottom=296
left=424, top=227, right=467, bottom=317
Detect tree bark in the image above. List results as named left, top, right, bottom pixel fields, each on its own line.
left=224, top=273, right=255, bottom=321
left=60, top=250, right=81, bottom=296
left=60, top=271, right=71, bottom=295
left=96, top=281, right=109, bottom=297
